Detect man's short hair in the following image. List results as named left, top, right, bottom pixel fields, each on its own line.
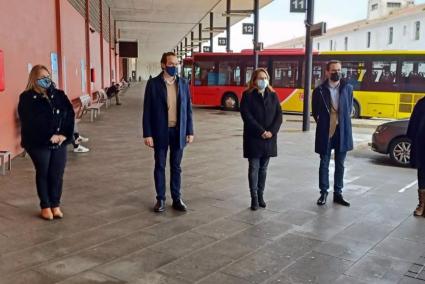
left=161, top=52, right=177, bottom=65
left=326, top=60, right=342, bottom=71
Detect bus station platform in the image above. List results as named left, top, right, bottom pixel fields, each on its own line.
left=0, top=82, right=424, bottom=284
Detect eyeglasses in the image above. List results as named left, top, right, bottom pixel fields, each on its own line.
left=37, top=75, right=51, bottom=80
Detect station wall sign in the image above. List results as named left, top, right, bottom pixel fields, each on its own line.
left=290, top=0, right=306, bottom=13
left=242, top=23, right=254, bottom=35
left=218, top=37, right=227, bottom=46
left=310, top=22, right=327, bottom=37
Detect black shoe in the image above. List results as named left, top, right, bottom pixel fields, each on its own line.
left=172, top=199, right=187, bottom=211
left=154, top=200, right=166, bottom=212
left=258, top=192, right=266, bottom=208
left=333, top=194, right=350, bottom=207
left=317, top=192, right=328, bottom=206
left=250, top=191, right=259, bottom=211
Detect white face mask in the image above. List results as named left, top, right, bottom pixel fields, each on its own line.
left=257, top=79, right=269, bottom=90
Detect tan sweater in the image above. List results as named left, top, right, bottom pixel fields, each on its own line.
left=166, top=82, right=178, bottom=127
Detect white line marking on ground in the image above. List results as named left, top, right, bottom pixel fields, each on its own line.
left=398, top=180, right=418, bottom=193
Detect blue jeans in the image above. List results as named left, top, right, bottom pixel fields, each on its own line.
left=248, top=158, right=270, bottom=194
left=154, top=127, right=184, bottom=201
left=319, top=128, right=347, bottom=195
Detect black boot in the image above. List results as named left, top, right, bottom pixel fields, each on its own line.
left=333, top=193, right=350, bottom=207
left=250, top=191, right=259, bottom=211
left=257, top=190, right=266, bottom=208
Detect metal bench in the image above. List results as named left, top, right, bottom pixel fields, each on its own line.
left=79, top=94, right=104, bottom=122
left=97, top=89, right=111, bottom=108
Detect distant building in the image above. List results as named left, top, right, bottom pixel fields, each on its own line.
left=269, top=0, right=424, bottom=51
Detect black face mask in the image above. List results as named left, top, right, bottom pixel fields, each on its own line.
left=330, top=72, right=341, bottom=82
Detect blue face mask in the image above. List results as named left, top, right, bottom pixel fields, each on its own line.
left=165, top=66, right=177, bottom=77
left=36, top=77, right=52, bottom=89
left=257, top=79, right=269, bottom=91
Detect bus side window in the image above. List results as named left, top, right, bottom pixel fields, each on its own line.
left=218, top=61, right=241, bottom=86
left=194, top=61, right=215, bottom=86
left=312, top=64, right=323, bottom=88
left=341, top=62, right=365, bottom=91
left=272, top=61, right=298, bottom=88
left=401, top=61, right=425, bottom=92
left=234, top=66, right=241, bottom=86
left=368, top=61, right=397, bottom=91
left=246, top=67, right=254, bottom=85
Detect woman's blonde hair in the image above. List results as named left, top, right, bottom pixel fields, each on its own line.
left=25, top=65, right=50, bottom=91
left=247, top=67, right=275, bottom=92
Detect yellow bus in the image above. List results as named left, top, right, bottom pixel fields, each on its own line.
left=186, top=49, right=425, bottom=119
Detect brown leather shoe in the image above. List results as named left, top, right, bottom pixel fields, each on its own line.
left=52, top=207, right=64, bottom=219
left=414, top=190, right=425, bottom=216
left=41, top=208, right=53, bottom=220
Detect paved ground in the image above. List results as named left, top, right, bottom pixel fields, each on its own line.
left=0, top=82, right=424, bottom=284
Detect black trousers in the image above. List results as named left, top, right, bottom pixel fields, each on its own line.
left=72, top=132, right=79, bottom=148
left=27, top=146, right=67, bottom=209
left=419, top=167, right=425, bottom=189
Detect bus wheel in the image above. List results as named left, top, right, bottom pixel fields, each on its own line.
left=351, top=100, right=360, bottom=118
left=221, top=93, right=239, bottom=111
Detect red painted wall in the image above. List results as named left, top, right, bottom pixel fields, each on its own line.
left=89, top=30, right=102, bottom=92
left=110, top=48, right=116, bottom=83
left=60, top=0, right=86, bottom=100
left=103, top=39, right=110, bottom=87
left=114, top=43, right=120, bottom=83
left=0, top=0, right=57, bottom=155
left=0, top=0, right=115, bottom=157
left=118, top=57, right=124, bottom=82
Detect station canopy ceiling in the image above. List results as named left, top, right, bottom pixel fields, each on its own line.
left=106, top=0, right=273, bottom=61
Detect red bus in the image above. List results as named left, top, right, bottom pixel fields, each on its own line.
left=183, top=49, right=425, bottom=119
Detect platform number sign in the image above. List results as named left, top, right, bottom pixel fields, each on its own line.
left=203, top=46, right=211, bottom=52
left=242, top=23, right=254, bottom=35
left=290, top=0, right=306, bottom=13
left=218, top=37, right=227, bottom=46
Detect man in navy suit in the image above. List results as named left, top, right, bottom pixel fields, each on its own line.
left=312, top=60, right=353, bottom=207
left=143, top=52, right=194, bottom=212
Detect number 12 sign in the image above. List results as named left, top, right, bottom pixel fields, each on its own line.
left=242, top=23, right=254, bottom=35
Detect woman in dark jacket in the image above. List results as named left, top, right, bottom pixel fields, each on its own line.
left=240, top=68, right=283, bottom=210
left=18, top=65, right=74, bottom=220
left=407, top=97, right=425, bottom=217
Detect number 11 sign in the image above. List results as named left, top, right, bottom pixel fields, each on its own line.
left=290, top=0, right=306, bottom=13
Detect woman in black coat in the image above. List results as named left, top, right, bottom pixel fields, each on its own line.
left=240, top=68, right=283, bottom=210
left=18, top=65, right=74, bottom=220
left=407, top=97, right=425, bottom=217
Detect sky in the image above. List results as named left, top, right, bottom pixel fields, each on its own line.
left=211, top=0, right=425, bottom=52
